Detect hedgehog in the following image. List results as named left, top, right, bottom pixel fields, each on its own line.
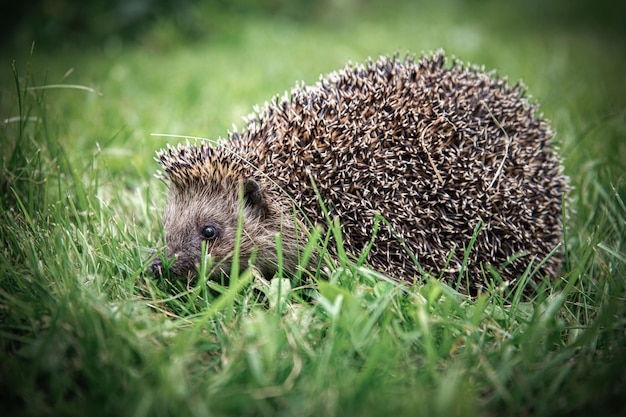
left=150, top=51, right=568, bottom=295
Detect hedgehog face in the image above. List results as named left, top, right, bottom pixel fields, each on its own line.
left=150, top=179, right=277, bottom=280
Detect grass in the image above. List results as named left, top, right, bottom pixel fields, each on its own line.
left=1, top=1, right=625, bottom=416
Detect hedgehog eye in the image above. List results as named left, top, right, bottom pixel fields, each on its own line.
left=200, top=225, right=218, bottom=241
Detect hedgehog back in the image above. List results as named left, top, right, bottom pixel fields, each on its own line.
left=226, top=53, right=566, bottom=292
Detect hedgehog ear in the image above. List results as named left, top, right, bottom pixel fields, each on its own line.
left=242, top=179, right=268, bottom=219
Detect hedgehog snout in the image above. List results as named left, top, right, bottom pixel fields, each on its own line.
left=150, top=257, right=164, bottom=279
left=148, top=248, right=201, bottom=279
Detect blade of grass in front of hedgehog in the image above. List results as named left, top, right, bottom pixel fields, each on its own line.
left=456, top=219, right=483, bottom=293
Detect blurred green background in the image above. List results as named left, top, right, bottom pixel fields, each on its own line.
left=2, top=0, right=625, bottom=49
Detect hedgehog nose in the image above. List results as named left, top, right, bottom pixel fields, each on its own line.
left=150, top=257, right=164, bottom=279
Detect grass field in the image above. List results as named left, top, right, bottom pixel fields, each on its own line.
left=1, top=1, right=625, bottom=416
